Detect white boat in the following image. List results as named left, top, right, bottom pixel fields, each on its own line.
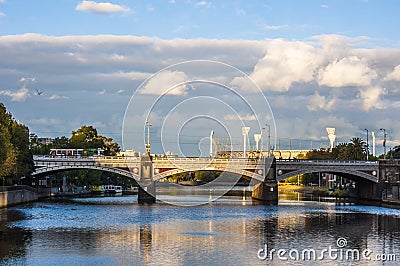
left=102, top=185, right=123, bottom=195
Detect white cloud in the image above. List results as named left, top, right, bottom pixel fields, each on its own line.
left=116, top=89, right=125, bottom=94
left=1, top=33, right=400, bottom=147
left=263, top=24, right=288, bottom=30
left=138, top=70, right=191, bottom=96
left=195, top=1, right=213, bottom=8
left=0, top=12, right=5, bottom=17
left=234, top=39, right=321, bottom=92
left=223, top=114, right=257, bottom=121
left=28, top=118, right=62, bottom=125
left=48, top=94, right=69, bottom=100
left=19, top=77, right=36, bottom=83
left=0, top=87, right=30, bottom=102
left=76, top=1, right=130, bottom=14
left=357, top=86, right=387, bottom=111
left=99, top=89, right=106, bottom=95
left=318, top=56, right=377, bottom=87
left=147, top=6, right=154, bottom=12
left=384, top=65, right=400, bottom=81
left=307, top=91, right=326, bottom=111
left=320, top=4, right=329, bottom=8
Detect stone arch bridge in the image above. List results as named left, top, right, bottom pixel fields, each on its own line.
left=33, top=155, right=381, bottom=204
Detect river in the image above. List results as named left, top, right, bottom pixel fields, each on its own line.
left=0, top=190, right=400, bottom=265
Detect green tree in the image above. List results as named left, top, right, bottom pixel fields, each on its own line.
left=69, top=125, right=120, bottom=155
left=10, top=122, right=34, bottom=180
left=347, top=137, right=366, bottom=160
left=53, top=136, right=70, bottom=148
left=0, top=103, right=33, bottom=185
left=305, top=148, right=331, bottom=160
left=331, top=143, right=350, bottom=160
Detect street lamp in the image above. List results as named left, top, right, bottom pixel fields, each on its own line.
left=262, top=124, right=271, bottom=154
left=364, top=128, right=369, bottom=161
left=380, top=128, right=387, bottom=159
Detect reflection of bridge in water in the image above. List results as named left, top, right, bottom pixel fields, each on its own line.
left=31, top=154, right=395, bottom=205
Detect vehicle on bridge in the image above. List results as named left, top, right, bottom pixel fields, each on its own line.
left=50, top=148, right=104, bottom=157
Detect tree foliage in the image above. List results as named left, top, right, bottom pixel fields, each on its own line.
left=31, top=125, right=120, bottom=156
left=0, top=103, right=33, bottom=185
left=305, top=137, right=369, bottom=161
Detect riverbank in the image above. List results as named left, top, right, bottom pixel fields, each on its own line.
left=0, top=186, right=38, bottom=208
left=278, top=184, right=330, bottom=195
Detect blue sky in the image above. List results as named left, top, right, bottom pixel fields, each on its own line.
left=1, top=0, right=399, bottom=42
left=0, top=0, right=400, bottom=156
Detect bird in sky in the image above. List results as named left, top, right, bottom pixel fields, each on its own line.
left=35, top=89, right=43, bottom=95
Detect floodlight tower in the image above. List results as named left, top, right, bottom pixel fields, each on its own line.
left=242, top=127, right=250, bottom=158
left=326, top=128, right=336, bottom=152
left=371, top=131, right=376, bottom=157
left=254, top=134, right=262, bottom=151
left=146, top=121, right=151, bottom=155
left=209, top=130, right=214, bottom=157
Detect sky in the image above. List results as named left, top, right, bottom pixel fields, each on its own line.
left=0, top=0, right=400, bottom=156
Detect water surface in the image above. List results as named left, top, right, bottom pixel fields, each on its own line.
left=0, top=193, right=399, bottom=265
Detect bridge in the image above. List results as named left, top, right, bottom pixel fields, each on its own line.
left=32, top=155, right=386, bottom=204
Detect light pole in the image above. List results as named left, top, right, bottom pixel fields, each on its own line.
left=364, top=128, right=369, bottom=161
left=146, top=121, right=151, bottom=155
left=262, top=124, right=271, bottom=153
left=380, top=128, right=387, bottom=159
left=242, top=127, right=250, bottom=158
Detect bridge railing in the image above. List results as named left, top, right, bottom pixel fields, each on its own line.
left=276, top=159, right=378, bottom=165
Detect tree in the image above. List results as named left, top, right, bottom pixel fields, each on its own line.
left=388, top=145, right=400, bottom=159
left=10, top=122, right=34, bottom=180
left=53, top=136, right=70, bottom=148
left=331, top=143, right=350, bottom=160
left=0, top=103, right=33, bottom=185
left=305, top=148, right=331, bottom=160
left=69, top=125, right=120, bottom=155
left=347, top=137, right=366, bottom=160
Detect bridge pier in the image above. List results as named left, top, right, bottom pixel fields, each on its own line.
left=138, top=154, right=156, bottom=204
left=252, top=157, right=278, bottom=205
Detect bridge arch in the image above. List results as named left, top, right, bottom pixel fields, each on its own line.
left=277, top=168, right=378, bottom=183
left=32, top=165, right=139, bottom=180
left=153, top=167, right=265, bottom=182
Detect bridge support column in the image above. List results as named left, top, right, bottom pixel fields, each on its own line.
left=252, top=157, right=278, bottom=205
left=138, top=154, right=156, bottom=204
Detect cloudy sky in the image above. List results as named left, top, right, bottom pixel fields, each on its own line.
left=0, top=0, right=399, bottom=155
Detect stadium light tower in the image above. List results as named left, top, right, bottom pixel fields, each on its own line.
left=254, top=134, right=262, bottom=151
left=371, top=131, right=376, bottom=157
left=242, top=127, right=250, bottom=158
left=209, top=130, right=214, bottom=157
left=326, top=128, right=336, bottom=152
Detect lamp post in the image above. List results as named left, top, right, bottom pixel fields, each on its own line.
left=262, top=124, right=271, bottom=153
left=380, top=128, right=387, bottom=159
left=242, top=127, right=250, bottom=158
left=146, top=121, right=151, bottom=155
left=364, top=128, right=369, bottom=161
